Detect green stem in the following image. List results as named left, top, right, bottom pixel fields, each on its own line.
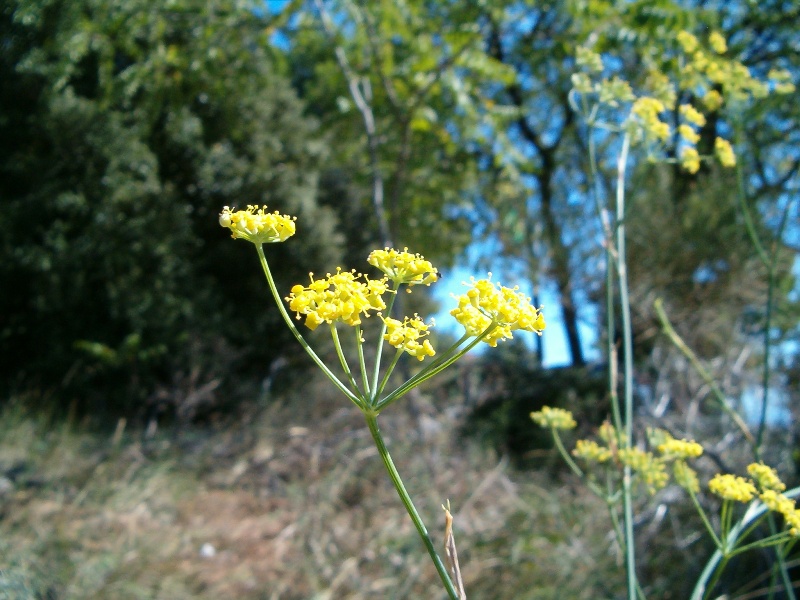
left=256, top=245, right=364, bottom=409
left=330, top=323, right=362, bottom=396
left=371, top=288, right=399, bottom=398
left=354, top=324, right=371, bottom=398
left=364, top=411, right=459, bottom=600
left=687, top=486, right=722, bottom=550
left=587, top=120, right=624, bottom=438
left=691, top=486, right=800, bottom=600
left=376, top=349, right=403, bottom=401
left=614, top=132, right=637, bottom=600
left=755, top=198, right=791, bottom=451
left=376, top=329, right=490, bottom=412
left=733, top=119, right=796, bottom=600
left=653, top=298, right=755, bottom=448
left=551, top=430, right=605, bottom=498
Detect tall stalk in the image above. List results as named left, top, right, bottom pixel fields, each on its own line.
left=586, top=119, right=637, bottom=599
left=614, top=133, right=637, bottom=600
left=365, top=412, right=460, bottom=599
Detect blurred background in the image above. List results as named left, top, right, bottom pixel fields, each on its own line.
left=1, top=0, right=798, bottom=598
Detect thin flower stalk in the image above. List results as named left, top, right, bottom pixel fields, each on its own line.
left=256, top=245, right=364, bottom=410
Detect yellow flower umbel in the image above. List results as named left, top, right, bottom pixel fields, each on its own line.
left=287, top=269, right=388, bottom=330
left=677, top=31, right=699, bottom=54
left=618, top=447, right=669, bottom=494
left=450, top=277, right=545, bottom=346
left=657, top=438, right=704, bottom=460
left=629, top=96, right=670, bottom=143
left=709, top=31, right=727, bottom=54
left=219, top=205, right=296, bottom=244
left=708, top=473, right=756, bottom=503
left=714, top=137, right=736, bottom=167
left=530, top=406, right=577, bottom=430
left=673, top=461, right=700, bottom=494
left=680, top=147, right=701, bottom=174
left=573, top=439, right=612, bottom=463
left=368, top=248, right=439, bottom=287
left=747, top=462, right=786, bottom=493
left=383, top=315, right=435, bottom=361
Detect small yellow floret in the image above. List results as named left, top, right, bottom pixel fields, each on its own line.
left=219, top=205, right=296, bottom=244
left=367, top=248, right=438, bottom=287
left=708, top=473, right=756, bottom=503
left=618, top=447, right=669, bottom=494
left=680, top=147, right=701, bottom=174
left=714, top=137, right=736, bottom=167
left=709, top=31, right=727, bottom=54
left=286, top=269, right=387, bottom=330
left=678, top=124, right=700, bottom=145
left=576, top=46, right=604, bottom=73
left=573, top=439, right=612, bottom=463
left=630, top=97, right=670, bottom=143
left=676, top=31, right=699, bottom=54
left=383, top=315, right=436, bottom=361
left=531, top=406, right=576, bottom=431
left=680, top=104, right=707, bottom=127
left=450, top=277, right=545, bottom=346
left=658, top=438, right=703, bottom=460
left=747, top=463, right=786, bottom=492
left=759, top=490, right=795, bottom=516
left=702, top=90, right=724, bottom=111
left=673, top=461, right=700, bottom=494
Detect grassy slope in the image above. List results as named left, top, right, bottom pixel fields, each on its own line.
left=0, top=379, right=622, bottom=600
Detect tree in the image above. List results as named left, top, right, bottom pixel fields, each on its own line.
left=0, top=0, right=344, bottom=417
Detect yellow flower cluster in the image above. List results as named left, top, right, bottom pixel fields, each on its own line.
left=703, top=89, right=724, bottom=111
left=450, top=277, right=545, bottom=347
left=680, top=147, right=701, bottom=174
left=657, top=438, right=704, bottom=460
left=708, top=473, right=756, bottom=503
left=673, top=460, right=700, bottom=494
left=576, top=46, right=604, bottom=73
left=678, top=124, right=700, bottom=145
left=598, top=76, right=635, bottom=107
left=383, top=315, right=435, bottom=361
left=572, top=30, right=791, bottom=173
left=706, top=464, right=800, bottom=535
left=714, top=137, right=736, bottom=167
left=677, top=31, right=699, bottom=54
left=530, top=406, right=577, bottom=431
left=619, top=447, right=669, bottom=494
left=676, top=104, right=708, bottom=174
left=759, top=490, right=800, bottom=536
left=368, top=248, right=438, bottom=287
left=567, top=427, right=704, bottom=495
left=680, top=103, right=706, bottom=127
left=708, top=31, right=727, bottom=54
left=287, top=269, right=387, bottom=330
left=747, top=462, right=786, bottom=492
left=676, top=29, right=786, bottom=103
left=573, top=439, right=612, bottom=463
left=630, top=96, right=670, bottom=142
left=219, top=205, right=296, bottom=244
left=767, top=68, right=796, bottom=95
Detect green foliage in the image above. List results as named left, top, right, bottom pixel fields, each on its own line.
left=283, top=0, right=504, bottom=263
left=0, top=0, right=344, bottom=417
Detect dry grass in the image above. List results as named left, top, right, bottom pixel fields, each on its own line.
left=0, top=379, right=625, bottom=599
